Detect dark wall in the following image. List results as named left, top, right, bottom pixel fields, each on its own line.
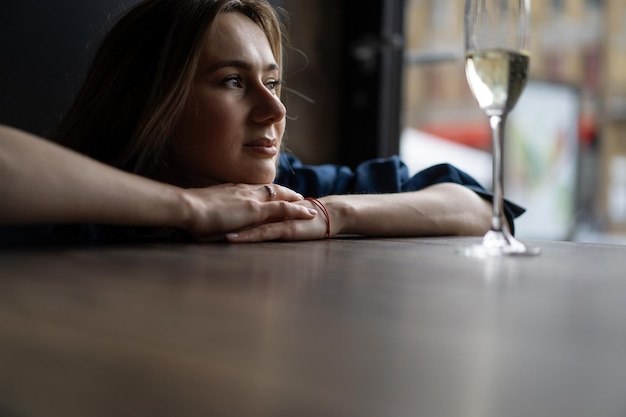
left=0, top=0, right=139, bottom=136
left=272, top=0, right=342, bottom=164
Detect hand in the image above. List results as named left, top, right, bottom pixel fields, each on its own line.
left=181, top=183, right=318, bottom=240
left=225, top=197, right=332, bottom=242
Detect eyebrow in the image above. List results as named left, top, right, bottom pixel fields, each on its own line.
left=206, top=60, right=279, bottom=73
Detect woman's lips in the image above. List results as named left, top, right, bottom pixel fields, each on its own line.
left=244, top=139, right=278, bottom=156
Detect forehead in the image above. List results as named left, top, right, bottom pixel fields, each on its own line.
left=199, top=11, right=276, bottom=66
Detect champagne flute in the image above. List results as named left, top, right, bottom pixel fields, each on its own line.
left=460, top=0, right=540, bottom=257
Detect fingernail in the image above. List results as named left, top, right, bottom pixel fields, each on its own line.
left=297, top=193, right=304, bottom=199
left=308, top=209, right=317, bottom=215
left=226, top=233, right=239, bottom=239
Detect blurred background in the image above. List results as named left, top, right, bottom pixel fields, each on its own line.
left=1, top=0, right=625, bottom=243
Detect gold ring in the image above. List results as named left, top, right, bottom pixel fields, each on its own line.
left=264, top=184, right=277, bottom=200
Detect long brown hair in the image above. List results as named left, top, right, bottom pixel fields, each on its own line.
left=51, top=0, right=286, bottom=177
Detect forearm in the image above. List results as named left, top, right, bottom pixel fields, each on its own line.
left=0, top=125, right=190, bottom=228
left=322, top=183, right=493, bottom=237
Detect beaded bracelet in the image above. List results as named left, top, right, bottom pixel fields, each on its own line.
left=305, top=197, right=331, bottom=238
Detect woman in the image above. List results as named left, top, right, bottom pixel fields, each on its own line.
left=0, top=0, right=522, bottom=244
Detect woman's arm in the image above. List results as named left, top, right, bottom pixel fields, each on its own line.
left=321, top=183, right=492, bottom=237
left=0, top=125, right=315, bottom=238
left=226, top=183, right=493, bottom=242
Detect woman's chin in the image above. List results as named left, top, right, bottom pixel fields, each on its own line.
left=171, top=161, right=277, bottom=186
left=241, top=173, right=276, bottom=185
left=239, top=164, right=277, bottom=184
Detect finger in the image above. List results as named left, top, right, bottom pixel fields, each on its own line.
left=269, top=184, right=304, bottom=202
left=227, top=212, right=327, bottom=243
left=225, top=226, right=279, bottom=243
left=226, top=221, right=302, bottom=243
left=261, top=201, right=317, bottom=220
left=260, top=184, right=277, bottom=201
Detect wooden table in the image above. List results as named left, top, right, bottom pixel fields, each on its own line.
left=1, top=236, right=626, bottom=417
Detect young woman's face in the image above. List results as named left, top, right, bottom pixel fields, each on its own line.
left=167, top=11, right=286, bottom=187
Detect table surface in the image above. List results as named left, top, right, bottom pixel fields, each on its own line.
left=1, top=236, right=626, bottom=417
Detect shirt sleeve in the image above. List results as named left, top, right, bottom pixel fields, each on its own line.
left=274, top=152, right=525, bottom=234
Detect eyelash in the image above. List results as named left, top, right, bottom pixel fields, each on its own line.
left=266, top=79, right=283, bottom=92
left=222, top=76, right=283, bottom=93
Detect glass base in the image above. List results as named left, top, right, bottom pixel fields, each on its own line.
left=458, top=229, right=541, bottom=258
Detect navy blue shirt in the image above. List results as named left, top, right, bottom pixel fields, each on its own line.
left=1, top=153, right=524, bottom=245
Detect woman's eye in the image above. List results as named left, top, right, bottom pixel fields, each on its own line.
left=222, top=76, right=242, bottom=88
left=266, top=79, right=283, bottom=93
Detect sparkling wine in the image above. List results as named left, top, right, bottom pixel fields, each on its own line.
left=465, top=49, right=530, bottom=116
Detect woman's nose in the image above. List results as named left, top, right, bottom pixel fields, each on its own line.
left=251, top=85, right=286, bottom=124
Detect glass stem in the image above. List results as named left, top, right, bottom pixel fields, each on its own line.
left=489, top=114, right=505, bottom=232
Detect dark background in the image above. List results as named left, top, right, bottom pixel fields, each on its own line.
left=0, top=0, right=141, bottom=136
